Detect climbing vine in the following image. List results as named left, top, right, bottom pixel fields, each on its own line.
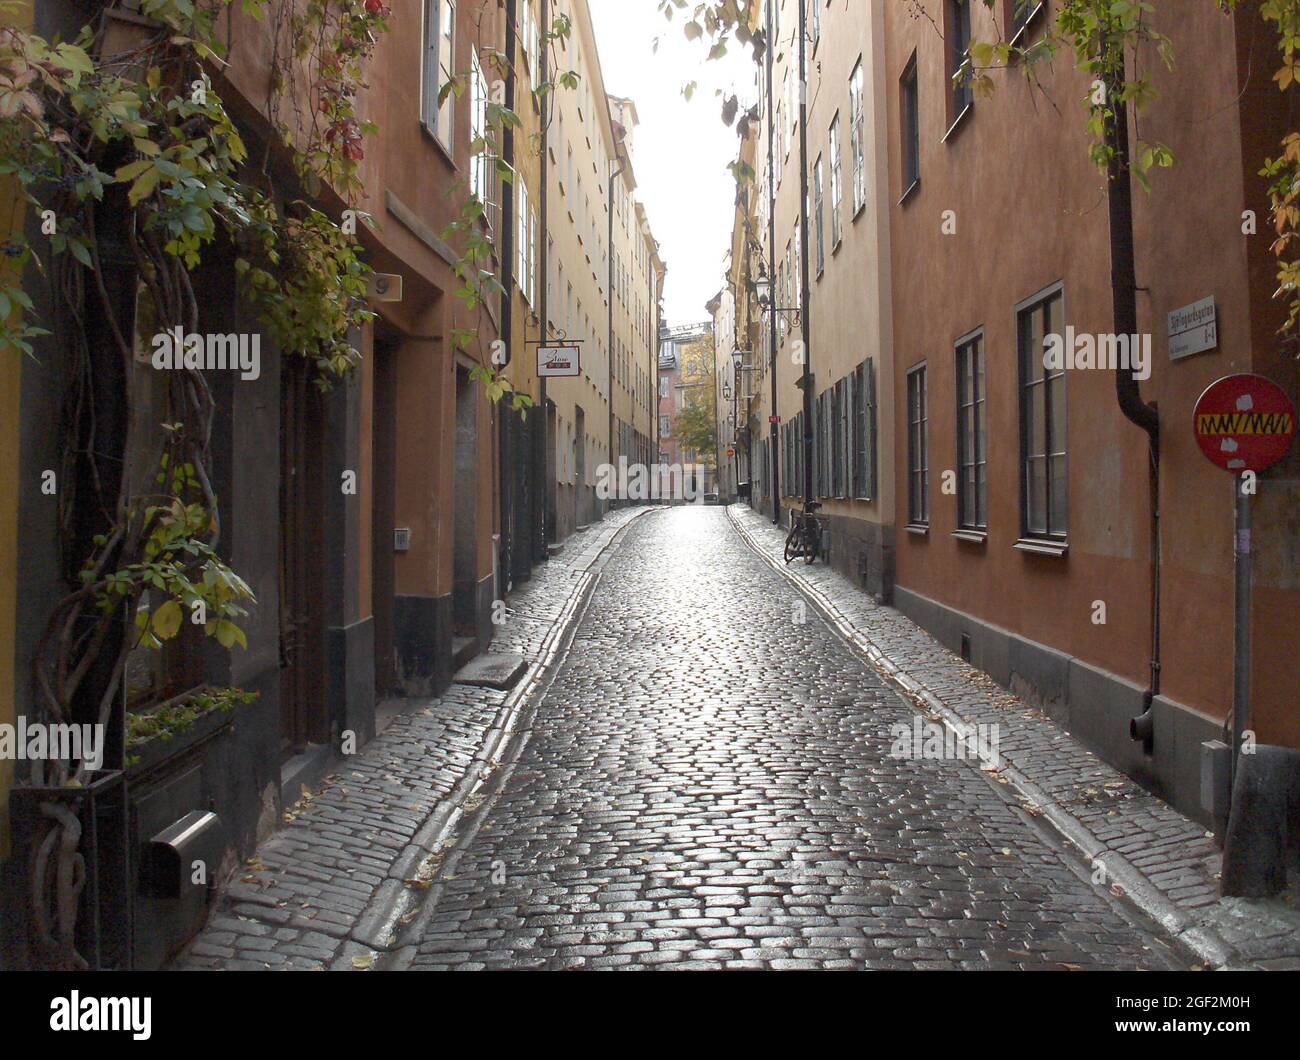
left=0, top=0, right=386, bottom=968
left=661, top=0, right=1300, bottom=350
left=437, top=5, right=580, bottom=416
left=963, top=0, right=1300, bottom=348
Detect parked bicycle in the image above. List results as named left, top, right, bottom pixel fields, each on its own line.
left=784, top=501, right=823, bottom=565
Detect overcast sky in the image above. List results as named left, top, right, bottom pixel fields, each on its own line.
left=588, top=0, right=758, bottom=327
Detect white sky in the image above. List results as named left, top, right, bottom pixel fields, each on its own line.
left=588, top=0, right=758, bottom=327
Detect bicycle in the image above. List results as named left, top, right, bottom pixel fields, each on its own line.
left=783, top=501, right=823, bottom=565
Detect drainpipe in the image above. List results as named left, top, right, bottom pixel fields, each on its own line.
left=1104, top=66, right=1162, bottom=745
left=496, top=0, right=518, bottom=590
left=796, top=0, right=813, bottom=509
left=537, top=0, right=550, bottom=552
left=607, top=143, right=627, bottom=508
left=764, top=0, right=780, bottom=523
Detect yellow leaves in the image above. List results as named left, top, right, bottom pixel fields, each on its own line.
left=115, top=156, right=162, bottom=207
left=115, top=159, right=152, bottom=182
left=213, top=619, right=247, bottom=651
left=151, top=600, right=183, bottom=640
left=128, top=165, right=161, bottom=206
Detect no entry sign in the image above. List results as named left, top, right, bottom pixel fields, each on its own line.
left=1192, top=373, right=1296, bottom=474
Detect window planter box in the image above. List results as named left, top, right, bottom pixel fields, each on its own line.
left=125, top=685, right=245, bottom=779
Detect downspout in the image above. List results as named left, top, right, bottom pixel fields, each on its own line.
left=1104, top=64, right=1162, bottom=746
left=764, top=0, right=780, bottom=523
left=608, top=143, right=627, bottom=507
left=538, top=0, right=550, bottom=549
left=497, top=0, right=518, bottom=588
left=796, top=0, right=813, bottom=508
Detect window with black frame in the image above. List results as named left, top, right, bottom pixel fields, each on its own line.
left=830, top=382, right=842, bottom=498
left=1009, top=0, right=1046, bottom=39
left=949, top=0, right=973, bottom=120
left=956, top=332, right=987, bottom=532
left=907, top=364, right=929, bottom=526
left=1018, top=288, right=1067, bottom=541
left=851, top=361, right=870, bottom=499
left=901, top=55, right=920, bottom=193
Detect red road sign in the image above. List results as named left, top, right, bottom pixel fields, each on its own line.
left=1193, top=373, right=1296, bottom=474
left=769, top=415, right=781, bottom=425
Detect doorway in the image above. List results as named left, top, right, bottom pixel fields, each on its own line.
left=279, top=361, right=328, bottom=755
left=453, top=363, right=478, bottom=639
left=371, top=334, right=397, bottom=699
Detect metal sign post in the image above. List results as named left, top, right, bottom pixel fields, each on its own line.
left=1192, top=373, right=1297, bottom=792
left=1232, top=478, right=1251, bottom=786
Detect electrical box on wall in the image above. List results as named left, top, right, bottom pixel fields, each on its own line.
left=394, top=528, right=411, bottom=553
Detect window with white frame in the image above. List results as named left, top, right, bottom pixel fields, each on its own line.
left=829, top=113, right=843, bottom=247
left=850, top=59, right=866, bottom=215
left=813, top=155, right=825, bottom=276
left=517, top=180, right=535, bottom=305
left=521, top=0, right=540, bottom=88
left=423, top=0, right=456, bottom=149
left=470, top=49, right=495, bottom=230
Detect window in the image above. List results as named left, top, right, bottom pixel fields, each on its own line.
left=785, top=67, right=796, bottom=160
left=849, top=60, right=866, bottom=216
left=852, top=359, right=876, bottom=500
left=813, top=156, right=825, bottom=275
left=907, top=364, right=929, bottom=526
left=516, top=178, right=529, bottom=296
left=528, top=204, right=538, bottom=305
left=829, top=113, right=843, bottom=246
left=793, top=411, right=804, bottom=497
left=1019, top=287, right=1067, bottom=539
left=471, top=50, right=498, bottom=231
left=520, top=0, right=540, bottom=87
left=1009, top=0, right=1046, bottom=38
left=817, top=390, right=833, bottom=499
left=948, top=1, right=973, bottom=122
left=812, top=0, right=821, bottom=46
left=517, top=183, right=537, bottom=307
left=833, top=378, right=848, bottom=498
left=956, top=332, right=987, bottom=531
left=901, top=55, right=920, bottom=193
left=423, top=0, right=456, bottom=149
left=785, top=230, right=795, bottom=313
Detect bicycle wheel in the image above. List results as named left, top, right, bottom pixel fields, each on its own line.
left=784, top=525, right=803, bottom=564
left=804, top=523, right=819, bottom=565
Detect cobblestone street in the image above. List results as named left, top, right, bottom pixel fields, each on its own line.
left=409, top=507, right=1184, bottom=970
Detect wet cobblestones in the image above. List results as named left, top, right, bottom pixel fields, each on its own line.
left=412, top=507, right=1182, bottom=970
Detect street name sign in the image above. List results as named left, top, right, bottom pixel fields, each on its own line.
left=1168, top=297, right=1217, bottom=361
